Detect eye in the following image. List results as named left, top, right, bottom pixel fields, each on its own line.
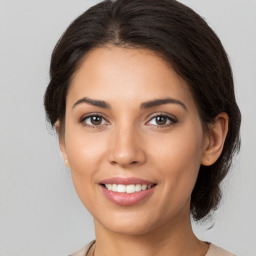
left=80, top=114, right=109, bottom=128
left=147, top=114, right=177, bottom=127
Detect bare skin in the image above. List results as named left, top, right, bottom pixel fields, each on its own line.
left=58, top=46, right=228, bottom=256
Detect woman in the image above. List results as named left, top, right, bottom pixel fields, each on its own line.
left=44, top=0, right=241, bottom=255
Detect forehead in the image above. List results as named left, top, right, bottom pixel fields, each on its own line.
left=68, top=46, right=196, bottom=110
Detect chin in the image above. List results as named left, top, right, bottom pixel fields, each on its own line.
left=105, top=222, right=154, bottom=236
left=94, top=210, right=157, bottom=235
left=95, top=209, right=172, bottom=237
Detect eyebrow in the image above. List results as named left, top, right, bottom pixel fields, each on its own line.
left=72, top=97, right=111, bottom=109
left=140, top=98, right=187, bottom=111
left=72, top=97, right=187, bottom=111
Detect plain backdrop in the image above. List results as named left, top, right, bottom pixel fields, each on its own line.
left=0, top=0, right=255, bottom=255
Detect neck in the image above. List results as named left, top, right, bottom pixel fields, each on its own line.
left=93, top=205, right=209, bottom=256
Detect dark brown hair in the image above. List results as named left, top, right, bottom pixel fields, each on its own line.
left=44, top=0, right=241, bottom=221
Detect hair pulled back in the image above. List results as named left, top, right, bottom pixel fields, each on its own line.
left=44, top=0, right=241, bottom=221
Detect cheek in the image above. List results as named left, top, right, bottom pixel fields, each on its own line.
left=149, top=125, right=204, bottom=198
left=66, top=128, right=107, bottom=171
left=64, top=130, right=108, bottom=204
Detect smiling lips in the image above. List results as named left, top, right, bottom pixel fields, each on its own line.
left=100, top=177, right=157, bottom=206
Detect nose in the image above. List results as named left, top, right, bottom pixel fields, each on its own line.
left=107, top=123, right=146, bottom=168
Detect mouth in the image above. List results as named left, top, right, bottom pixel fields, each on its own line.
left=100, top=183, right=157, bottom=193
left=99, top=177, right=157, bottom=206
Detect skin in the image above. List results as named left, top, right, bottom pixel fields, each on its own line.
left=58, top=46, right=228, bottom=256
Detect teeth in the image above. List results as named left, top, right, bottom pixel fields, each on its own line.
left=117, top=184, right=126, bottom=193
left=135, top=184, right=142, bottom=192
left=106, top=184, right=112, bottom=190
left=112, top=184, right=118, bottom=192
left=126, top=185, right=135, bottom=193
left=142, top=184, right=147, bottom=191
left=104, top=184, right=154, bottom=193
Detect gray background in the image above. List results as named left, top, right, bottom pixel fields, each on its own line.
left=0, top=0, right=255, bottom=255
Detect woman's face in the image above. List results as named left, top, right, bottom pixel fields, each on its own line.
left=60, top=46, right=208, bottom=235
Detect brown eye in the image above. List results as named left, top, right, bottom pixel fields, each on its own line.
left=155, top=116, right=168, bottom=125
left=81, top=115, right=108, bottom=127
left=147, top=114, right=177, bottom=127
left=90, top=116, right=103, bottom=125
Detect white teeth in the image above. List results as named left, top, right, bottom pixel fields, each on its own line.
left=112, top=184, right=117, bottom=192
left=141, top=184, right=147, bottom=191
left=104, top=184, right=154, bottom=193
left=106, top=184, right=112, bottom=190
left=126, top=185, right=135, bottom=193
left=117, top=184, right=126, bottom=193
left=135, top=184, right=142, bottom=192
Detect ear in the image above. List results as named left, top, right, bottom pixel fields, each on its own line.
left=55, top=120, right=70, bottom=168
left=201, top=112, right=229, bottom=166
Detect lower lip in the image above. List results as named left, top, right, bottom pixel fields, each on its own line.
left=101, top=185, right=156, bottom=206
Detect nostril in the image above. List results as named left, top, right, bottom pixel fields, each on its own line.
left=108, top=147, right=146, bottom=167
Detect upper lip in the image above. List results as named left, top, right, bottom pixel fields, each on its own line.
left=100, top=177, right=156, bottom=185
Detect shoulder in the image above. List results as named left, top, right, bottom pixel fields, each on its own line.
left=69, top=240, right=95, bottom=256
left=206, top=244, right=236, bottom=256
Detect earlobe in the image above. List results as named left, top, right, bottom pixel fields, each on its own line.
left=64, top=158, right=70, bottom=168
left=55, top=120, right=70, bottom=168
left=201, top=112, right=229, bottom=166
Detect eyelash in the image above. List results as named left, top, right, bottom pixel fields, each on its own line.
left=80, top=114, right=109, bottom=129
left=80, top=113, right=177, bottom=129
left=147, top=113, right=177, bottom=128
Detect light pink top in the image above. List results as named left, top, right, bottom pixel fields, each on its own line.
left=70, top=240, right=236, bottom=256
